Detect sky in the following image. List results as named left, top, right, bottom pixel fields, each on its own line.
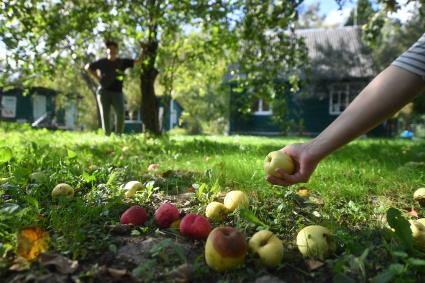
left=0, top=1, right=420, bottom=62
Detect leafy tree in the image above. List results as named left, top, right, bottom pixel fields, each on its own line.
left=296, top=2, right=326, bottom=29
left=344, top=0, right=375, bottom=26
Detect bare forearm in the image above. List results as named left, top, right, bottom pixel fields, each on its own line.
left=306, top=66, right=425, bottom=161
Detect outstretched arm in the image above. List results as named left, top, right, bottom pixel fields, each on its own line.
left=84, top=63, right=100, bottom=84
left=268, top=65, right=425, bottom=186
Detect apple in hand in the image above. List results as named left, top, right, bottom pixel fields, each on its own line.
left=414, top=188, right=425, bottom=207
left=410, top=218, right=425, bottom=250
left=52, top=183, right=74, bottom=198
left=223, top=191, right=249, bottom=212
left=155, top=203, right=180, bottom=228
left=179, top=214, right=211, bottom=240
left=264, top=150, right=295, bottom=177
left=249, top=230, right=283, bottom=267
left=124, top=181, right=143, bottom=198
left=206, top=202, right=228, bottom=221
left=120, top=205, right=148, bottom=225
left=296, top=225, right=334, bottom=260
left=205, top=226, right=248, bottom=271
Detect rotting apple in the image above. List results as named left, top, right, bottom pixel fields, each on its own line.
left=249, top=230, right=283, bottom=267
left=123, top=181, right=144, bottom=198
left=51, top=183, right=74, bottom=198
left=120, top=205, right=148, bottom=226
left=223, top=191, right=249, bottom=212
left=205, top=226, right=248, bottom=271
left=154, top=203, right=180, bottom=228
left=264, top=150, right=295, bottom=177
left=296, top=225, right=334, bottom=260
left=206, top=202, right=228, bottom=221
left=179, top=214, right=211, bottom=240
left=410, top=218, right=425, bottom=250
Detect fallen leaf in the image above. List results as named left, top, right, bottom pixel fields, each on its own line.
left=297, top=188, right=309, bottom=198
left=306, top=259, right=325, bottom=271
left=108, top=267, right=127, bottom=279
left=16, top=227, right=49, bottom=261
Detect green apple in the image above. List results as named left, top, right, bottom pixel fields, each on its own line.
left=296, top=225, right=334, bottom=260
left=249, top=230, right=283, bottom=267
left=206, top=202, right=228, bottom=221
left=205, top=226, right=247, bottom=271
left=414, top=188, right=425, bottom=207
left=410, top=218, right=425, bottom=250
left=124, top=181, right=143, bottom=198
left=52, top=183, right=74, bottom=198
left=264, top=150, right=295, bottom=177
left=223, top=190, right=249, bottom=212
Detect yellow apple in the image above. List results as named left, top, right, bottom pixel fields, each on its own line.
left=223, top=191, right=249, bottom=212
left=206, top=202, right=228, bottom=221
left=264, top=150, right=295, bottom=177
left=249, top=230, right=283, bottom=267
left=52, top=183, right=74, bottom=198
left=124, top=181, right=143, bottom=198
left=414, top=188, right=425, bottom=207
left=410, top=218, right=425, bottom=250
left=296, top=225, right=334, bottom=260
left=205, top=226, right=247, bottom=271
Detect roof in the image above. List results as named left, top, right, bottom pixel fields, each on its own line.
left=295, top=26, right=376, bottom=79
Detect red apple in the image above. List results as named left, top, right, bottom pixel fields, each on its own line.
left=179, top=214, right=212, bottom=240
left=205, top=226, right=248, bottom=271
left=154, top=203, right=180, bottom=228
left=120, top=205, right=148, bottom=225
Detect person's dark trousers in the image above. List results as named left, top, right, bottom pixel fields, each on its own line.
left=96, top=88, right=125, bottom=135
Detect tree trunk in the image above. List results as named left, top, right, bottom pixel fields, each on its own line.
left=140, top=67, right=160, bottom=135
left=80, top=71, right=102, bottom=128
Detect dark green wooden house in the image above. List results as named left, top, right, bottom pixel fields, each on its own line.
left=0, top=87, right=78, bottom=130
left=229, top=26, right=392, bottom=136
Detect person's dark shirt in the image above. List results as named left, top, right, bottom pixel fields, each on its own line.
left=89, top=58, right=134, bottom=92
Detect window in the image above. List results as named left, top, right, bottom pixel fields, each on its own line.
left=329, top=84, right=351, bottom=115
left=252, top=99, right=272, bottom=116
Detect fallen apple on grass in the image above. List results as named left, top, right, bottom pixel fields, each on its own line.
left=410, top=218, right=425, bottom=250
left=296, top=225, right=334, bottom=260
left=51, top=183, right=74, bottom=198
left=414, top=188, right=425, bottom=207
left=120, top=205, right=148, bottom=225
left=123, top=181, right=143, bottom=198
left=223, top=190, right=249, bottom=212
left=205, top=226, right=248, bottom=271
left=264, top=150, right=295, bottom=177
left=249, top=230, right=283, bottom=267
left=206, top=202, right=228, bottom=221
left=148, top=163, right=159, bottom=172
left=155, top=203, right=180, bottom=228
left=179, top=214, right=211, bottom=240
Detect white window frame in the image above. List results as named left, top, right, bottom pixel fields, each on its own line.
left=329, top=84, right=350, bottom=115
left=252, top=99, right=272, bottom=116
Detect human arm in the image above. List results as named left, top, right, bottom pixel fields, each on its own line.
left=267, top=65, right=425, bottom=186
left=84, top=63, right=100, bottom=84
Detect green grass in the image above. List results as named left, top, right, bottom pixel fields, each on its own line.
left=1, top=122, right=425, bottom=282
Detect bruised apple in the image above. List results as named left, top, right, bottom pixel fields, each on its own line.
left=179, top=214, right=211, bottom=240
left=154, top=203, right=180, bottom=228
left=206, top=202, right=228, bottom=221
left=249, top=230, right=283, bottom=267
left=120, top=205, right=148, bottom=225
left=205, top=226, right=248, bottom=271
left=264, top=150, right=295, bottom=177
left=410, top=218, right=425, bottom=250
left=414, top=188, right=425, bottom=207
left=296, top=225, right=334, bottom=260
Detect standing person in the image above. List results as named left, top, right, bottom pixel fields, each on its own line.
left=267, top=33, right=425, bottom=187
left=85, top=41, right=144, bottom=135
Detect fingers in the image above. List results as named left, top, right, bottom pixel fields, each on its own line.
left=266, top=175, right=293, bottom=186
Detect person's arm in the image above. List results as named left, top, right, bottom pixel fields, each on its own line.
left=84, top=63, right=100, bottom=84
left=267, top=65, right=425, bottom=186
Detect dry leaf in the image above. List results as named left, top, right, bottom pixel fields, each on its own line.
left=306, top=259, right=325, bottom=271
left=108, top=267, right=127, bottom=279
left=16, top=227, right=49, bottom=261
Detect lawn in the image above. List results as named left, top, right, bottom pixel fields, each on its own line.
left=1, top=122, right=425, bottom=283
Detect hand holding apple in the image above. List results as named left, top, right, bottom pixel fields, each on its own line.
left=264, top=150, right=295, bottom=177
left=249, top=230, right=283, bottom=267
left=296, top=225, right=334, bottom=260
left=120, top=205, right=148, bottom=225
left=52, top=183, right=74, bottom=198
left=179, top=214, right=211, bottom=240
left=223, top=191, right=249, bottom=212
left=205, top=226, right=248, bottom=271
left=154, top=203, right=180, bottom=228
